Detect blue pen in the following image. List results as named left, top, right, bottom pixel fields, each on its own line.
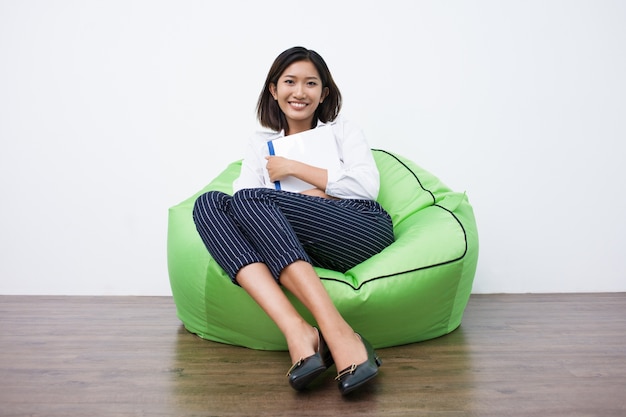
left=267, top=141, right=281, bottom=190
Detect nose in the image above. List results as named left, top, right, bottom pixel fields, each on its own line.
left=294, top=82, right=305, bottom=98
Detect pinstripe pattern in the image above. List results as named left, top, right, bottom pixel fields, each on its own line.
left=192, top=188, right=394, bottom=284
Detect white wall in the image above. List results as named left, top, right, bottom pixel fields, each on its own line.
left=1, top=0, right=624, bottom=295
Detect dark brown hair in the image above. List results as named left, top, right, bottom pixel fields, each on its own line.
left=256, top=46, right=342, bottom=132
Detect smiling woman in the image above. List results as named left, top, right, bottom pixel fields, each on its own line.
left=186, top=46, right=394, bottom=395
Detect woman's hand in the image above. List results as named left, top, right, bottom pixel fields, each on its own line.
left=265, top=156, right=294, bottom=183
left=265, top=155, right=330, bottom=193
left=299, top=188, right=338, bottom=199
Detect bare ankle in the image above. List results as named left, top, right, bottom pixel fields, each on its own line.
left=325, top=331, right=367, bottom=371
left=285, top=323, right=317, bottom=364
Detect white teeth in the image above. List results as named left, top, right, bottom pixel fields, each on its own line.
left=290, top=102, right=306, bottom=108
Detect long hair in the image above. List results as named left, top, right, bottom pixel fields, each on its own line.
left=256, top=46, right=342, bottom=132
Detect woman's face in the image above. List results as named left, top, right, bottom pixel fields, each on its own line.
left=270, top=60, right=329, bottom=135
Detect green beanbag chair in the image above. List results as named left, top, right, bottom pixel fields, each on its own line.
left=167, top=149, right=479, bottom=350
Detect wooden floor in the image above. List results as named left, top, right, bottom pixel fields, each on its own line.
left=0, top=294, right=625, bottom=417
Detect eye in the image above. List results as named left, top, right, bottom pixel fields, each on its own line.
left=307, top=81, right=318, bottom=87
left=284, top=79, right=295, bottom=84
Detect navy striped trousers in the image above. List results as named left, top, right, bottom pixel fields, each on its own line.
left=192, top=188, right=395, bottom=284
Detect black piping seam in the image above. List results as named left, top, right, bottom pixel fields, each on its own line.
left=318, top=149, right=469, bottom=291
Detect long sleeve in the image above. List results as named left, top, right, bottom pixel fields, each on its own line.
left=325, top=118, right=379, bottom=200
left=232, top=132, right=276, bottom=193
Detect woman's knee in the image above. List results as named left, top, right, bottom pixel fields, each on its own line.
left=231, top=188, right=274, bottom=208
left=193, top=191, right=230, bottom=222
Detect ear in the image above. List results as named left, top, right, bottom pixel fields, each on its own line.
left=269, top=83, right=278, bottom=100
left=320, top=87, right=330, bottom=103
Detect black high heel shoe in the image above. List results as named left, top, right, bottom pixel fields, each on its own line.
left=335, top=334, right=382, bottom=395
left=286, top=327, right=334, bottom=391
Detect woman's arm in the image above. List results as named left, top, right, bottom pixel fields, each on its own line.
left=265, top=156, right=329, bottom=194
left=324, top=119, right=379, bottom=200
left=266, top=119, right=379, bottom=200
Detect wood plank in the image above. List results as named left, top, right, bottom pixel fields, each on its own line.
left=0, top=294, right=625, bottom=416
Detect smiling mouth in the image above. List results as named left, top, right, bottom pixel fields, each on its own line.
left=289, top=102, right=307, bottom=109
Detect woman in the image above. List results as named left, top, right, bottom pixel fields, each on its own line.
left=193, top=46, right=395, bottom=395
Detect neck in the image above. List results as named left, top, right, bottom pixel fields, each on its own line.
left=286, top=119, right=315, bottom=136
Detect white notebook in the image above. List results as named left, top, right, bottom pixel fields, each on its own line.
left=265, top=125, right=341, bottom=192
